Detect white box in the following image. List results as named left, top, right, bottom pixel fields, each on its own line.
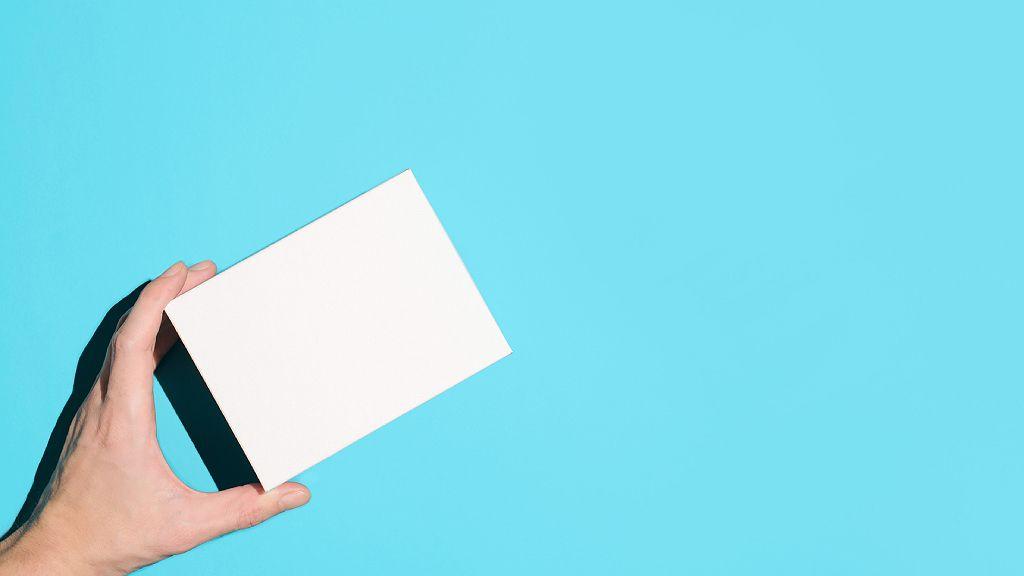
left=166, top=170, right=511, bottom=490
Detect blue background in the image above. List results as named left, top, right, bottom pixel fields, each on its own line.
left=2, top=1, right=1022, bottom=574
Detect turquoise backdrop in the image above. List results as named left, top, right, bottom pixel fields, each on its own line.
left=2, top=1, right=1023, bottom=574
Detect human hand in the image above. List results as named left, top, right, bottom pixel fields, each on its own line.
left=0, top=261, right=311, bottom=575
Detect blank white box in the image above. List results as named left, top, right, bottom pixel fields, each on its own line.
left=165, top=170, right=511, bottom=489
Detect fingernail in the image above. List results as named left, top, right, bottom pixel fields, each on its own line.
left=159, top=262, right=185, bottom=278
left=189, top=260, right=214, bottom=271
left=279, top=490, right=310, bottom=511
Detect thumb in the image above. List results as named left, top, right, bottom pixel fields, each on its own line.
left=197, top=482, right=311, bottom=540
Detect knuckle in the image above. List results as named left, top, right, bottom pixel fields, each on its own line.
left=112, top=330, right=153, bottom=355
left=112, top=331, right=138, bottom=354
left=238, top=506, right=265, bottom=530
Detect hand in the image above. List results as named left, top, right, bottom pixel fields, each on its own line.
left=0, top=261, right=311, bottom=575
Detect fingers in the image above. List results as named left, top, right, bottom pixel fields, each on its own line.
left=106, top=262, right=188, bottom=397
left=154, top=261, right=218, bottom=363
left=197, top=482, right=311, bottom=541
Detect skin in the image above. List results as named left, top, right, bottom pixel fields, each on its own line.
left=0, top=261, right=311, bottom=575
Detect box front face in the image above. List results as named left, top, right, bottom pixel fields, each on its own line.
left=166, top=171, right=511, bottom=489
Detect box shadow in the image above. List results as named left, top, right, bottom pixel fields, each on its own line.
left=155, top=342, right=258, bottom=491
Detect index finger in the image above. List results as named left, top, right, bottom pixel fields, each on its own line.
left=107, top=261, right=188, bottom=397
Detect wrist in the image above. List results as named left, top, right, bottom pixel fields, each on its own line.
left=0, top=517, right=115, bottom=576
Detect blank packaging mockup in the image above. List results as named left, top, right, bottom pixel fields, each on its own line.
left=165, top=170, right=511, bottom=489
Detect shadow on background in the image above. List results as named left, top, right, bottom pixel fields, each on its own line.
left=3, top=283, right=256, bottom=539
